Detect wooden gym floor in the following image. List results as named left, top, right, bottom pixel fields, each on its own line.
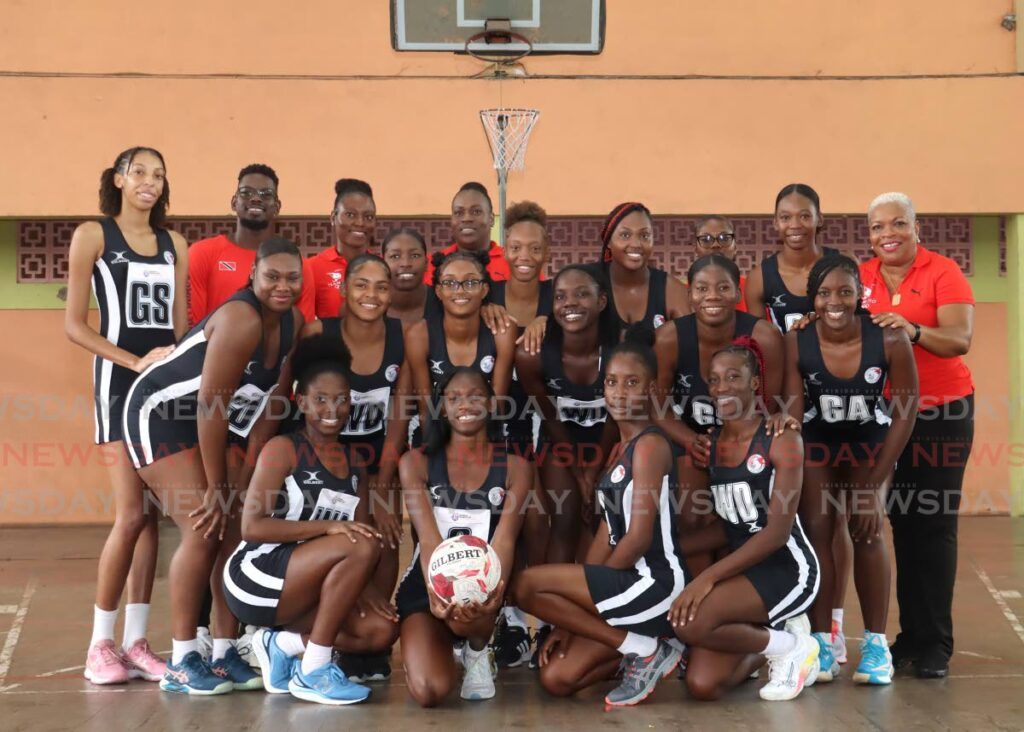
left=0, top=517, right=1022, bottom=731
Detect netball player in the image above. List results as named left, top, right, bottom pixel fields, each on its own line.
left=745, top=184, right=838, bottom=332
left=693, top=215, right=748, bottom=313
left=67, top=147, right=188, bottom=684
left=396, top=368, right=532, bottom=706
left=123, top=237, right=304, bottom=694
left=383, top=227, right=435, bottom=326
left=404, top=250, right=517, bottom=445
left=515, top=326, right=687, bottom=709
left=599, top=202, right=689, bottom=336
left=670, top=340, right=820, bottom=702
left=308, top=178, right=377, bottom=319
left=487, top=201, right=554, bottom=667
left=302, top=254, right=410, bottom=681
left=228, top=335, right=394, bottom=705
left=783, top=255, right=918, bottom=684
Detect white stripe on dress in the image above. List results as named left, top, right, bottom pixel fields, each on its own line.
left=93, top=259, right=120, bottom=443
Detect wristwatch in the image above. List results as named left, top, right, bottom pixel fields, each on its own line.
left=910, top=323, right=922, bottom=344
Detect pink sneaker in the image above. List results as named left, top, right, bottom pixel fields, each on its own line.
left=84, top=639, right=129, bottom=685
left=123, top=638, right=167, bottom=681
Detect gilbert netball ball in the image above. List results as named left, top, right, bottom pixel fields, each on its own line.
left=428, top=535, right=502, bottom=605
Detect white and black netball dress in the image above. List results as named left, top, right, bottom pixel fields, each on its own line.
left=489, top=280, right=554, bottom=456
left=759, top=248, right=838, bottom=332
left=320, top=316, right=405, bottom=473
left=606, top=267, right=669, bottom=336
left=222, top=432, right=362, bottom=627
left=395, top=445, right=509, bottom=620
left=91, top=217, right=177, bottom=444
left=586, top=427, right=688, bottom=637
left=707, top=423, right=819, bottom=627
left=796, top=315, right=892, bottom=461
left=538, top=333, right=607, bottom=450
left=670, top=312, right=759, bottom=433
left=122, top=288, right=295, bottom=469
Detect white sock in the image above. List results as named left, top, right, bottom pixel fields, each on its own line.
left=301, top=642, right=333, bottom=675
left=212, top=638, right=235, bottom=662
left=122, top=603, right=150, bottom=649
left=537, top=620, right=552, bottom=631
left=832, top=608, right=844, bottom=630
left=275, top=631, right=306, bottom=657
left=616, top=632, right=658, bottom=658
left=503, top=606, right=528, bottom=630
left=763, top=629, right=798, bottom=657
left=90, top=606, right=119, bottom=646
left=172, top=638, right=198, bottom=665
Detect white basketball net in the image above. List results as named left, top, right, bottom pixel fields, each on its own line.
left=479, top=108, right=540, bottom=171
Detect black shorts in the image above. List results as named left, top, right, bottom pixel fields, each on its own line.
left=222, top=541, right=298, bottom=628
left=802, top=423, right=890, bottom=470
left=585, top=565, right=684, bottom=638
left=395, top=547, right=430, bottom=621
left=742, top=535, right=820, bottom=629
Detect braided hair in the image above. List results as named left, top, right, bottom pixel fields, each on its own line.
left=600, top=202, right=652, bottom=264
left=806, top=254, right=863, bottom=307
left=714, top=336, right=766, bottom=400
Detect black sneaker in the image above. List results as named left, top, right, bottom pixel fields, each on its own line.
left=333, top=651, right=364, bottom=682
left=492, top=618, right=532, bottom=669
left=358, top=652, right=392, bottom=682
left=529, top=626, right=552, bottom=670
left=914, top=646, right=949, bottom=679
left=889, top=637, right=919, bottom=672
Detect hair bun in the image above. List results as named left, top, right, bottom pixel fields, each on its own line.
left=292, top=333, right=352, bottom=382
left=430, top=250, right=446, bottom=270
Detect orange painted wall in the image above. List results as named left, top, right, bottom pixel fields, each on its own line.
left=0, top=1, right=1022, bottom=216
left=0, top=306, right=1011, bottom=524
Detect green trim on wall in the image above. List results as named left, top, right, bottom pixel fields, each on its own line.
left=968, top=216, right=1006, bottom=304
left=1006, top=214, right=1024, bottom=517
left=0, top=221, right=72, bottom=310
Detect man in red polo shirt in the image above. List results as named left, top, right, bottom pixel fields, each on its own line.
left=188, top=163, right=316, bottom=324
left=425, top=182, right=511, bottom=284
left=307, top=178, right=376, bottom=319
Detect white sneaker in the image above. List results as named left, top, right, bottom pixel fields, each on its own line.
left=832, top=619, right=848, bottom=664
left=236, top=626, right=261, bottom=670
left=196, top=627, right=213, bottom=662
left=784, top=614, right=811, bottom=637
left=759, top=634, right=819, bottom=702
left=460, top=645, right=496, bottom=701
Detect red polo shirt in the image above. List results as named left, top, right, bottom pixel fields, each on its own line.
left=188, top=234, right=316, bottom=325
left=860, top=246, right=974, bottom=407
left=736, top=274, right=748, bottom=313
left=424, top=241, right=510, bottom=285
left=308, top=245, right=348, bottom=319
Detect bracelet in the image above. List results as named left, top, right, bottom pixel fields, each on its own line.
left=910, top=323, right=922, bottom=344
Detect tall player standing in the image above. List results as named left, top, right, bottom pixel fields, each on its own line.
left=67, top=147, right=188, bottom=684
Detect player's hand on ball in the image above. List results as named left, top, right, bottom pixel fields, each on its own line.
left=426, top=584, right=454, bottom=621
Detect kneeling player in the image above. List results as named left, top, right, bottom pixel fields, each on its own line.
left=396, top=368, right=531, bottom=707
left=223, top=335, right=396, bottom=705
left=515, top=326, right=687, bottom=709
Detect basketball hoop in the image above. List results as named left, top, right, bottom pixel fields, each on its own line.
left=479, top=108, right=540, bottom=245
left=464, top=26, right=533, bottom=78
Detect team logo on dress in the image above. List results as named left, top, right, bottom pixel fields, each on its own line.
left=806, top=372, right=822, bottom=385
left=164, top=250, right=175, bottom=265
left=676, top=373, right=693, bottom=389
left=747, top=521, right=762, bottom=534
left=653, top=314, right=666, bottom=328
left=218, top=260, right=236, bottom=272
left=864, top=367, right=883, bottom=384
left=546, top=378, right=562, bottom=390
left=429, top=484, right=443, bottom=500
left=611, top=465, right=626, bottom=483
left=303, top=471, right=323, bottom=485
left=385, top=364, right=400, bottom=383
left=770, top=295, right=786, bottom=307
left=110, top=251, right=130, bottom=264
left=430, top=360, right=445, bottom=376
left=480, top=356, right=495, bottom=374
left=351, top=473, right=358, bottom=492
left=746, top=454, right=766, bottom=474
left=488, top=486, right=505, bottom=506
left=245, top=361, right=256, bottom=375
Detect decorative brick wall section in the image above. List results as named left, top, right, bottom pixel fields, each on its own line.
left=17, top=215, right=973, bottom=283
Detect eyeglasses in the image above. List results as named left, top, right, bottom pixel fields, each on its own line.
left=695, top=233, right=736, bottom=246
left=438, top=278, right=485, bottom=293
left=237, top=187, right=277, bottom=202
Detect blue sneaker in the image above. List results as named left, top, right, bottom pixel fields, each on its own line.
left=814, top=632, right=840, bottom=683
left=210, top=646, right=264, bottom=691
left=251, top=629, right=298, bottom=694
left=288, top=662, right=371, bottom=706
left=853, top=632, right=893, bottom=685
left=160, top=651, right=234, bottom=695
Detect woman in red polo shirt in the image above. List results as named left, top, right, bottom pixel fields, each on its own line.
left=860, top=192, right=975, bottom=679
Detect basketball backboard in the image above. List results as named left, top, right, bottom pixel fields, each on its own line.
left=391, top=0, right=605, bottom=54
